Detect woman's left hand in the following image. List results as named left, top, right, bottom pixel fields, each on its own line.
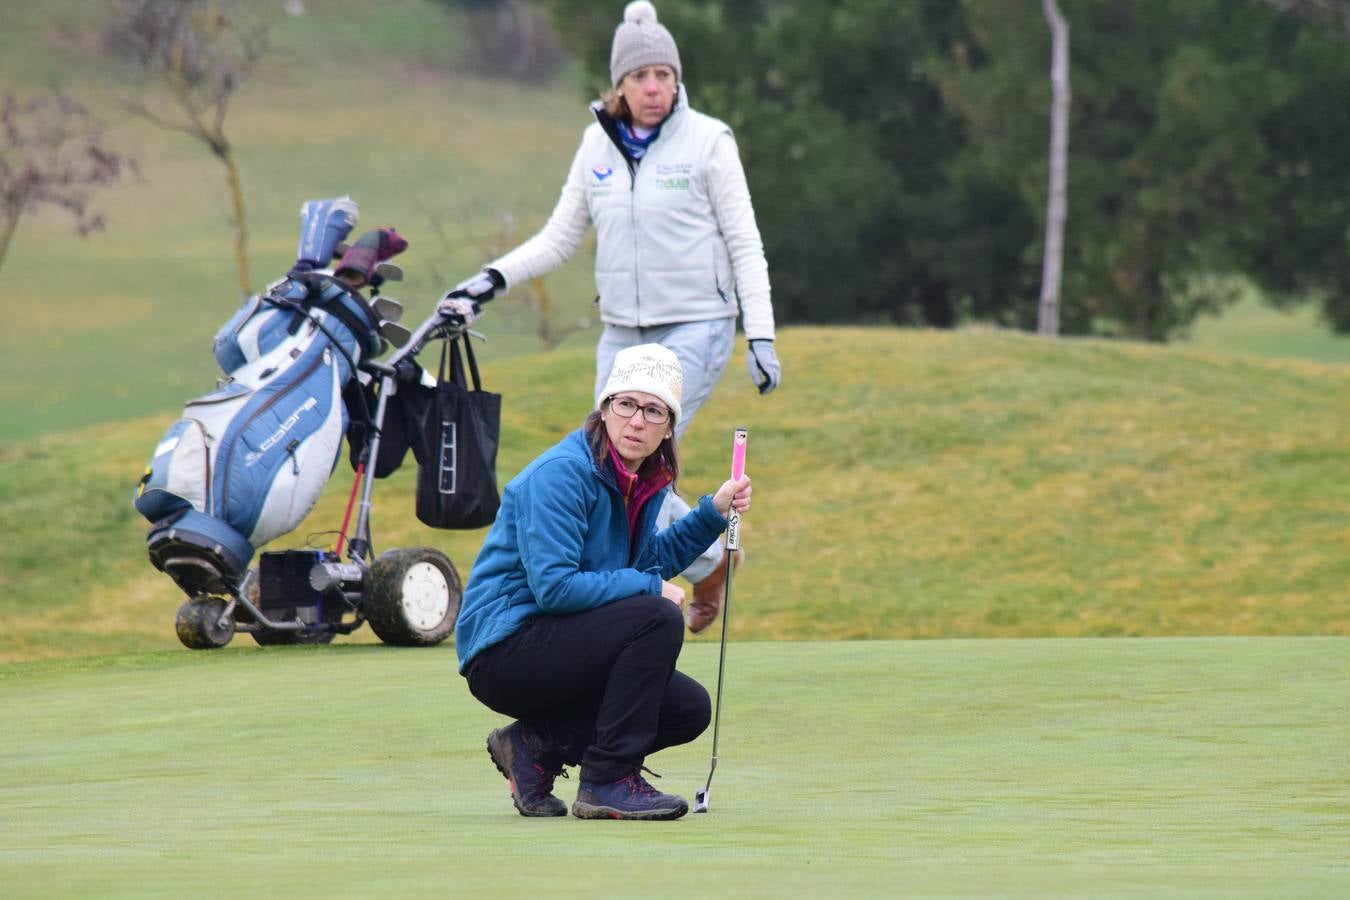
left=713, top=475, right=752, bottom=518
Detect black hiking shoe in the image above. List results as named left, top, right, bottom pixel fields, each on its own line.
left=571, top=770, right=689, bottom=821
left=486, top=723, right=568, bottom=817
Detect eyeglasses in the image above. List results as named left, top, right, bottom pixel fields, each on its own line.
left=608, top=396, right=671, bottom=425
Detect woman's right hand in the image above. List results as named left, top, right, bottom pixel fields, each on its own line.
left=712, top=475, right=752, bottom=518
left=661, top=580, right=686, bottom=608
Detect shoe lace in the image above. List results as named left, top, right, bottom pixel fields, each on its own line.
left=532, top=761, right=568, bottom=793
left=624, top=766, right=662, bottom=797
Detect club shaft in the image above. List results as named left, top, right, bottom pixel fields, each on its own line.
left=702, top=427, right=747, bottom=797
left=703, top=543, right=734, bottom=793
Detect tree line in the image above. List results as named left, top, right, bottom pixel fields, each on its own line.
left=543, top=0, right=1350, bottom=340
left=7, top=1, right=1348, bottom=340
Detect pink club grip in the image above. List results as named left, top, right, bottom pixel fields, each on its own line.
left=726, top=428, right=747, bottom=551
left=730, top=428, right=748, bottom=480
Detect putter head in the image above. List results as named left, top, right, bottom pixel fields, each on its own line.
left=693, top=787, right=709, bottom=813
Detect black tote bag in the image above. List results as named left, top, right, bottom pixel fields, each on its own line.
left=414, top=336, right=502, bottom=529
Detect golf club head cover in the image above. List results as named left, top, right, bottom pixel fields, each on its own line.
left=334, top=227, right=408, bottom=286
left=746, top=339, right=781, bottom=395
left=294, top=196, right=359, bottom=271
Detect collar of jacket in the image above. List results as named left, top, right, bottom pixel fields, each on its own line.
left=592, top=84, right=688, bottom=163
left=569, top=429, right=669, bottom=565
left=578, top=428, right=623, bottom=494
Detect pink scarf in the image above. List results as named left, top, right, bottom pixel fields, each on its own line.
left=607, top=444, right=673, bottom=550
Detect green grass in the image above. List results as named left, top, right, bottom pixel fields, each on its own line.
left=2, top=327, right=1348, bottom=662
left=1186, top=293, right=1350, bottom=364
left=2, top=638, right=1346, bottom=898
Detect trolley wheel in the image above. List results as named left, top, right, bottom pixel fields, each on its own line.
left=364, top=547, right=461, bottom=647
left=175, top=596, right=235, bottom=650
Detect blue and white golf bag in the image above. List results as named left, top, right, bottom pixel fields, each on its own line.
left=135, top=271, right=382, bottom=597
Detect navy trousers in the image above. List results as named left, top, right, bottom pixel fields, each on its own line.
left=465, top=594, right=710, bottom=784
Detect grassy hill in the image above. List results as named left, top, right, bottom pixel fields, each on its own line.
left=2, top=326, right=1346, bottom=662
left=0, top=0, right=1346, bottom=664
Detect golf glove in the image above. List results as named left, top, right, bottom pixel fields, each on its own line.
left=436, top=297, right=479, bottom=327
left=450, top=269, right=503, bottom=301
left=746, top=339, right=781, bottom=395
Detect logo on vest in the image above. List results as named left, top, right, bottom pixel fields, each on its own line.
left=592, top=166, right=613, bottom=181
left=652, top=162, right=691, bottom=191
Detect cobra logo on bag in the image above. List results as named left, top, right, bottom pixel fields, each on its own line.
left=246, top=397, right=319, bottom=467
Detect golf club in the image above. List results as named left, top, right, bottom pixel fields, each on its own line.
left=373, top=261, right=404, bottom=283
left=694, top=426, right=748, bottom=814
left=379, top=320, right=412, bottom=348
left=373, top=295, right=404, bottom=322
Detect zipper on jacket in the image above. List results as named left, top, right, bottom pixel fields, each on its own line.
left=630, top=169, right=641, bottom=323
left=595, top=103, right=647, bottom=326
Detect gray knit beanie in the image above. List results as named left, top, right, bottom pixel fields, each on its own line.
left=609, top=1, right=682, bottom=86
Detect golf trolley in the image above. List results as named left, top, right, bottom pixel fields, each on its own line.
left=148, top=289, right=489, bottom=651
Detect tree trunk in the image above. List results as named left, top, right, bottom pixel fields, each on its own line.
left=221, top=145, right=251, bottom=298
left=1038, top=0, right=1070, bottom=336
left=0, top=209, right=21, bottom=271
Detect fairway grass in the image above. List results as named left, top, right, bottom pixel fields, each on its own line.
left=2, top=638, right=1346, bottom=898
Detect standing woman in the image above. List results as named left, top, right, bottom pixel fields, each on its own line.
left=455, top=344, right=753, bottom=821
left=450, top=0, right=779, bottom=635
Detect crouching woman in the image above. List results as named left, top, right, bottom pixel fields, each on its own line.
left=455, top=343, right=751, bottom=821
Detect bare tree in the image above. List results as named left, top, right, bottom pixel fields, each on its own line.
left=1037, top=0, right=1070, bottom=336
left=112, top=0, right=268, bottom=297
left=0, top=91, right=137, bottom=273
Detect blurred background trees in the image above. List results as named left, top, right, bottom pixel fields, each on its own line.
left=14, top=0, right=1345, bottom=342
left=541, top=0, right=1350, bottom=340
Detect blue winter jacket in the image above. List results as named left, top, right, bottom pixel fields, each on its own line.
left=454, top=428, right=729, bottom=673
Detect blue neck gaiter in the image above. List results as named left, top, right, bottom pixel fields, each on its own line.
left=617, top=120, right=662, bottom=161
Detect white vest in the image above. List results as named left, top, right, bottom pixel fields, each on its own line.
left=582, top=100, right=739, bottom=328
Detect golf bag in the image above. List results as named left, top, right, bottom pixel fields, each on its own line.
left=134, top=272, right=382, bottom=597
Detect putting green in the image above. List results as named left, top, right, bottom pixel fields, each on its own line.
left=2, top=638, right=1346, bottom=897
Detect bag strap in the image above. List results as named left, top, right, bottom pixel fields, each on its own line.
left=437, top=337, right=483, bottom=392
left=461, top=335, right=484, bottom=391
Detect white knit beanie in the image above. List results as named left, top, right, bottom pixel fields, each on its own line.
left=597, top=343, right=684, bottom=423
left=609, top=1, right=682, bottom=86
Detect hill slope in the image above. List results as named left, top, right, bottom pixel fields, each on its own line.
left=1, top=327, right=1346, bottom=662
